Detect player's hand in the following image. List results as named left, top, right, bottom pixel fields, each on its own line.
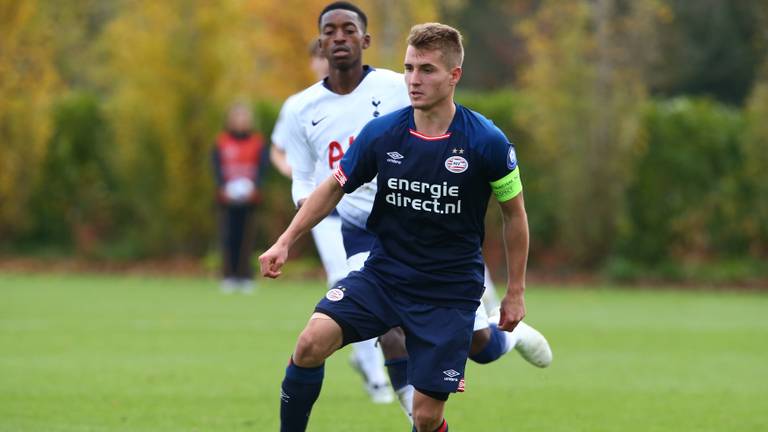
left=259, top=242, right=289, bottom=278
left=498, top=290, right=526, bottom=332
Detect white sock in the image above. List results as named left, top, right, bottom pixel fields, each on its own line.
left=396, top=384, right=414, bottom=424
left=351, top=338, right=389, bottom=385
left=482, top=265, right=500, bottom=314
left=504, top=323, right=524, bottom=351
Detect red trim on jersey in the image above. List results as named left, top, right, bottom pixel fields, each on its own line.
left=409, top=129, right=452, bottom=141
left=333, top=166, right=348, bottom=187
left=437, top=419, right=448, bottom=432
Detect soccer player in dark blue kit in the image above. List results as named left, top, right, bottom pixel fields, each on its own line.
left=260, top=22, right=530, bottom=432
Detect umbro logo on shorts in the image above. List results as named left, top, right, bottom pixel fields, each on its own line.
left=443, top=370, right=461, bottom=384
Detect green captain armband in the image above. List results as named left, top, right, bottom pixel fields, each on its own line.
left=490, top=167, right=523, bottom=202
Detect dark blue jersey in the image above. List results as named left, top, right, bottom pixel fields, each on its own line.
left=335, top=104, right=521, bottom=310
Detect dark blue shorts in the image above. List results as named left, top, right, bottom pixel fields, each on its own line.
left=316, top=271, right=475, bottom=394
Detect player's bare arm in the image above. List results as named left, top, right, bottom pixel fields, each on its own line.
left=497, top=192, right=529, bottom=332
left=259, top=176, right=344, bottom=278
left=269, top=144, right=292, bottom=177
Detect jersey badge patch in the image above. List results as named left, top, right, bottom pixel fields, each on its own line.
left=445, top=156, right=468, bottom=173
left=325, top=288, right=345, bottom=302
left=371, top=98, right=381, bottom=117
left=507, top=145, right=518, bottom=170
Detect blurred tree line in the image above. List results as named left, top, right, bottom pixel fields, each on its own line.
left=0, top=0, right=766, bottom=282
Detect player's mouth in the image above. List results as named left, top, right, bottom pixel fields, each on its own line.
left=332, top=47, right=351, bottom=58
left=410, top=91, right=424, bottom=98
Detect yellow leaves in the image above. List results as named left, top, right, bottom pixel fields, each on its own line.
left=0, top=0, right=59, bottom=235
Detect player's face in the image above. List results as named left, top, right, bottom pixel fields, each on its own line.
left=318, top=10, right=370, bottom=71
left=404, top=46, right=462, bottom=111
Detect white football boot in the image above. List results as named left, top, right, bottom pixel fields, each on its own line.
left=488, top=312, right=553, bottom=368
left=509, top=321, right=553, bottom=368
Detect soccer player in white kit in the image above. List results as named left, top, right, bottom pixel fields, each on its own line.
left=271, top=46, right=349, bottom=290
left=275, top=1, right=552, bottom=422
left=270, top=25, right=395, bottom=404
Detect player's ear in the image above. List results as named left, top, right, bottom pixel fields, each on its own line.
left=449, top=66, right=462, bottom=87
left=362, top=33, right=371, bottom=50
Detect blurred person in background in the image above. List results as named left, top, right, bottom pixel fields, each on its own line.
left=213, top=102, right=269, bottom=294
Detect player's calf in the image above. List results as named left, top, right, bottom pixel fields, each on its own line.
left=468, top=325, right=508, bottom=364
left=412, top=390, right=448, bottom=432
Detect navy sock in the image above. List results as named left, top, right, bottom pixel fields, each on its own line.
left=469, top=324, right=507, bottom=364
left=385, top=357, right=409, bottom=392
left=280, top=358, right=324, bottom=432
left=412, top=419, right=448, bottom=432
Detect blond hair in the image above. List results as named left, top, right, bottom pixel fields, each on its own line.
left=406, top=23, right=464, bottom=68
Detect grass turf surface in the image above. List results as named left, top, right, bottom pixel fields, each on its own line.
left=1, top=273, right=766, bottom=431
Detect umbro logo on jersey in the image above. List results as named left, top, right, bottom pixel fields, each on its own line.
left=386, top=151, right=404, bottom=165
left=311, top=116, right=327, bottom=126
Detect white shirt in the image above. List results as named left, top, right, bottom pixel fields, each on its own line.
left=274, top=67, right=410, bottom=227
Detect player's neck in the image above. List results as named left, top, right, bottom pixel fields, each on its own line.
left=413, top=98, right=456, bottom=137
left=326, top=63, right=365, bottom=95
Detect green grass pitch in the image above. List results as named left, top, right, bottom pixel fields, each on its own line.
left=1, top=273, right=766, bottom=431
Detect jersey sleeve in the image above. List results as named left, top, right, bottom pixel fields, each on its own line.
left=270, top=96, right=296, bottom=150
left=482, top=129, right=523, bottom=203
left=276, top=100, right=320, bottom=205
left=334, top=122, right=378, bottom=193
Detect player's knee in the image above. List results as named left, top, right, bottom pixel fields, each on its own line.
left=412, top=409, right=442, bottom=432
left=293, top=329, right=334, bottom=367
left=469, top=327, right=491, bottom=357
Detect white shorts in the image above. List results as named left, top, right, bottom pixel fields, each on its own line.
left=310, top=214, right=348, bottom=287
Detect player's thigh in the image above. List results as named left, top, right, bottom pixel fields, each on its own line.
left=401, top=303, right=475, bottom=394
left=315, top=272, right=398, bottom=346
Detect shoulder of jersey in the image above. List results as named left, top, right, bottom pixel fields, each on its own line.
left=361, top=105, right=411, bottom=137
left=367, top=67, right=405, bottom=82
left=285, top=80, right=327, bottom=107
left=460, top=105, right=508, bottom=146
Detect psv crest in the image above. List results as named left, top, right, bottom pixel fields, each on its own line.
left=326, top=288, right=345, bottom=301
left=445, top=156, right=468, bottom=173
